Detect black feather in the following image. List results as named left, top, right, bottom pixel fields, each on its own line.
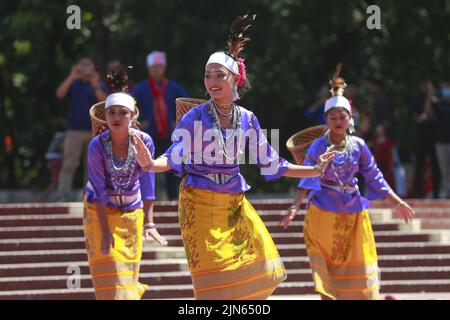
left=106, top=65, right=133, bottom=93
left=226, top=13, right=256, bottom=57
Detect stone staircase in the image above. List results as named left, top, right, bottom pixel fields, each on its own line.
left=0, top=199, right=450, bottom=300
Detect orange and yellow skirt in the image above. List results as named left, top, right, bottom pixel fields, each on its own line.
left=178, top=184, right=286, bottom=300
left=303, top=203, right=380, bottom=300
left=83, top=198, right=149, bottom=300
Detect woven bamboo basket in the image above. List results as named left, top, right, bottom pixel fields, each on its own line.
left=89, top=101, right=140, bottom=136
left=286, top=125, right=327, bottom=165
left=176, top=98, right=208, bottom=124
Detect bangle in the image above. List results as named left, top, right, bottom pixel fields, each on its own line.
left=314, top=164, right=324, bottom=177
left=396, top=201, right=406, bottom=208
left=142, top=161, right=154, bottom=171
left=288, top=205, right=298, bottom=219
left=144, top=223, right=156, bottom=229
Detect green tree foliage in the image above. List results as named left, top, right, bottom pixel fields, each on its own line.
left=0, top=0, right=449, bottom=193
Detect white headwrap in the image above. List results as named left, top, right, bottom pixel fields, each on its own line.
left=324, top=95, right=352, bottom=114
left=206, top=52, right=240, bottom=101
left=146, top=51, right=167, bottom=67
left=105, top=92, right=136, bottom=112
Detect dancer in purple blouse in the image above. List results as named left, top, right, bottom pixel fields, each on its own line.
left=280, top=64, right=414, bottom=300
left=132, top=14, right=335, bottom=300
left=83, top=68, right=167, bottom=300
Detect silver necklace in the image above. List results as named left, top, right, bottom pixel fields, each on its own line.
left=214, top=102, right=233, bottom=117
left=102, top=129, right=136, bottom=193
left=208, top=100, right=243, bottom=161
left=326, top=132, right=353, bottom=195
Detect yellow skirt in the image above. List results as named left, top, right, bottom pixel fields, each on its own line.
left=304, top=204, right=380, bottom=300
left=178, top=184, right=286, bottom=300
left=83, top=198, right=149, bottom=300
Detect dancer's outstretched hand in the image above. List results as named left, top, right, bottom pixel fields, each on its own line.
left=144, top=228, right=168, bottom=246
left=395, top=201, right=414, bottom=224
left=279, top=206, right=299, bottom=229
left=132, top=134, right=154, bottom=169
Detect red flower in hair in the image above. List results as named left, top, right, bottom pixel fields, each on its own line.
left=237, top=57, right=247, bottom=88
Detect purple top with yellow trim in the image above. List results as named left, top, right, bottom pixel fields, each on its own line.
left=298, top=135, right=392, bottom=213
left=85, top=129, right=156, bottom=210
left=162, top=103, right=290, bottom=194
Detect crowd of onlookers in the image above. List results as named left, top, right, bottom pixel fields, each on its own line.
left=44, top=53, right=450, bottom=201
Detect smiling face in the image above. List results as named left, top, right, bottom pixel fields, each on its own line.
left=105, top=106, right=134, bottom=133
left=204, top=63, right=239, bottom=104
left=325, top=107, right=351, bottom=135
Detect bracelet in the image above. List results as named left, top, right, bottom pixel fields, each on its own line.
left=313, top=164, right=324, bottom=177
left=144, top=223, right=156, bottom=229
left=396, top=201, right=406, bottom=208
left=288, top=205, right=298, bottom=219
left=142, top=161, right=154, bottom=171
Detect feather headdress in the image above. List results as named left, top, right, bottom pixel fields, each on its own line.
left=225, top=13, right=256, bottom=59
left=329, top=62, right=347, bottom=96
left=106, top=65, right=133, bottom=93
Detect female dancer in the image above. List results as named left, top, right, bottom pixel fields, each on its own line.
left=280, top=64, right=415, bottom=300
left=83, top=68, right=167, bottom=300
left=132, top=14, right=335, bottom=300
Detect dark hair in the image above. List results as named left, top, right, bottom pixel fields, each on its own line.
left=238, top=76, right=252, bottom=98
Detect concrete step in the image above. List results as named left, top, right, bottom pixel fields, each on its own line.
left=0, top=259, right=189, bottom=277
left=277, top=242, right=450, bottom=257
left=0, top=285, right=195, bottom=300
left=0, top=229, right=443, bottom=251
left=421, top=221, right=450, bottom=230
left=0, top=214, right=416, bottom=232
left=3, top=254, right=450, bottom=278
left=281, top=254, right=450, bottom=269
left=0, top=246, right=186, bottom=264
left=371, top=199, right=450, bottom=209
left=3, top=242, right=450, bottom=265
left=275, top=279, right=450, bottom=295
left=3, top=266, right=450, bottom=292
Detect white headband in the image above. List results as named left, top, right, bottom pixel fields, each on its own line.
left=324, top=95, right=351, bottom=114
left=206, top=52, right=239, bottom=75
left=105, top=92, right=136, bottom=112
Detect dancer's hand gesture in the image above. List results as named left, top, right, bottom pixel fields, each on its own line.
left=132, top=134, right=154, bottom=170
left=395, top=201, right=414, bottom=224
left=101, top=231, right=115, bottom=255
left=279, top=205, right=300, bottom=229
left=316, top=146, right=336, bottom=172
left=144, top=228, right=168, bottom=246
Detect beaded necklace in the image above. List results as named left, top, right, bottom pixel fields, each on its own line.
left=101, top=129, right=136, bottom=193
left=208, top=99, right=243, bottom=162
left=326, top=131, right=354, bottom=195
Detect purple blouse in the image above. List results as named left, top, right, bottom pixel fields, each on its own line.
left=85, top=129, right=156, bottom=210
left=298, top=135, right=393, bottom=213
left=161, top=103, right=290, bottom=193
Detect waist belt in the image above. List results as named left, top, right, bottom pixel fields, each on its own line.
left=320, top=182, right=358, bottom=194
left=86, top=181, right=139, bottom=207
left=108, top=193, right=140, bottom=207
left=195, top=173, right=236, bottom=184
